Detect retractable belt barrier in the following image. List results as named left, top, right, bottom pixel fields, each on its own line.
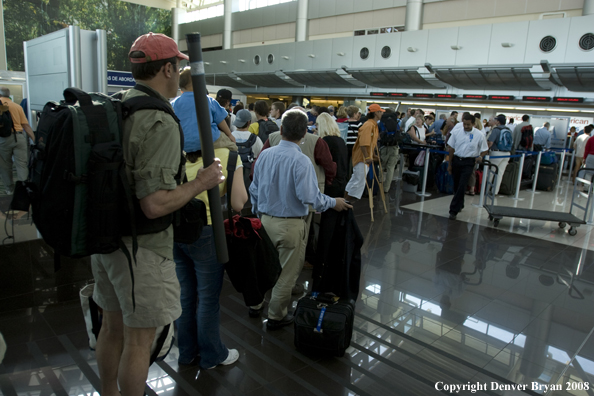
left=399, top=145, right=572, bottom=199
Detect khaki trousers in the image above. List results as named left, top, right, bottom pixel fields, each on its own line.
left=0, top=132, right=28, bottom=193
left=261, top=215, right=307, bottom=320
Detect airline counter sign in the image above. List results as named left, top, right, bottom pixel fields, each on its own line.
left=108, top=71, right=135, bottom=87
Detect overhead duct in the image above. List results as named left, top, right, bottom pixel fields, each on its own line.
left=553, top=66, right=594, bottom=92
left=348, top=68, right=445, bottom=89
left=204, top=74, right=254, bottom=88
left=434, top=67, right=549, bottom=91
left=283, top=70, right=364, bottom=88
left=234, top=72, right=304, bottom=88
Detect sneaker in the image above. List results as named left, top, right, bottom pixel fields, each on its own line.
left=248, top=306, right=263, bottom=318
left=207, top=349, right=239, bottom=369
left=266, top=314, right=294, bottom=330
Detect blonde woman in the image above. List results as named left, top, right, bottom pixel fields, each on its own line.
left=317, top=113, right=348, bottom=198
left=335, top=106, right=348, bottom=123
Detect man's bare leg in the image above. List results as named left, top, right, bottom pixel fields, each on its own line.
left=95, top=310, right=124, bottom=396
left=118, top=326, right=156, bottom=396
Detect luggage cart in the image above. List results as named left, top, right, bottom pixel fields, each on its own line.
left=482, top=162, right=591, bottom=236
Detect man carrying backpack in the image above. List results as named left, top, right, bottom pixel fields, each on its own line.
left=378, top=109, right=400, bottom=195
left=232, top=109, right=263, bottom=192
left=91, top=33, right=224, bottom=396
left=487, top=114, right=513, bottom=195
left=514, top=115, right=533, bottom=151
left=0, top=87, right=35, bottom=195
left=248, top=100, right=279, bottom=144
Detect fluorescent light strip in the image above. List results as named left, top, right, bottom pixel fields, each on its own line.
left=362, top=99, right=589, bottom=112
left=546, top=108, right=580, bottom=112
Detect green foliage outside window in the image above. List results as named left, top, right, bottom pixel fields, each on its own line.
left=4, top=0, right=172, bottom=71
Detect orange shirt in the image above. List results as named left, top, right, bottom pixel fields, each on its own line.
left=0, top=97, right=28, bottom=132
left=351, top=119, right=378, bottom=166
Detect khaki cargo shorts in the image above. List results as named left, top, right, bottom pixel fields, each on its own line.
left=91, top=245, right=181, bottom=328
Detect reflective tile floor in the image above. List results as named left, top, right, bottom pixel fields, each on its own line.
left=1, top=176, right=594, bottom=396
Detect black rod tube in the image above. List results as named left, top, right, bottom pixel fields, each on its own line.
left=186, top=32, right=229, bottom=263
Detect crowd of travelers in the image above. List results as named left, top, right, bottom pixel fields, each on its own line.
left=5, top=32, right=591, bottom=396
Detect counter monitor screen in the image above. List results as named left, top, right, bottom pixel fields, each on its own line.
left=436, top=94, right=458, bottom=99
left=553, top=97, right=584, bottom=103
left=522, top=96, right=551, bottom=102
left=413, top=93, right=434, bottom=98
left=389, top=93, right=409, bottom=97
left=488, top=95, right=515, bottom=100
left=370, top=92, right=388, bottom=97
left=463, top=94, right=487, bottom=100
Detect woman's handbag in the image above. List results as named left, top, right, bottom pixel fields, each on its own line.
left=173, top=174, right=207, bottom=244
left=223, top=152, right=282, bottom=306
left=414, top=149, right=426, bottom=167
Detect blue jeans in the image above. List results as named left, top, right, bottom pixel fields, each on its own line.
left=174, top=226, right=228, bottom=368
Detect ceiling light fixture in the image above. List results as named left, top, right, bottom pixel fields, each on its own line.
left=407, top=47, right=417, bottom=52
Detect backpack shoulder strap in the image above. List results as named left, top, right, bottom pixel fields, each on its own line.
left=124, top=85, right=185, bottom=175
left=226, top=151, right=239, bottom=222
left=246, top=133, right=257, bottom=146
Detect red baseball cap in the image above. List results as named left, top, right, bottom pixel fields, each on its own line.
left=368, top=104, right=386, bottom=113
left=129, top=33, right=189, bottom=64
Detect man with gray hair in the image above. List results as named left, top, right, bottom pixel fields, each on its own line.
left=249, top=109, right=351, bottom=329
left=0, top=86, right=35, bottom=195
left=534, top=122, right=551, bottom=151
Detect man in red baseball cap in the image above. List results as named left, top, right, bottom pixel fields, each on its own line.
left=345, top=104, right=385, bottom=201
left=91, top=32, right=224, bottom=396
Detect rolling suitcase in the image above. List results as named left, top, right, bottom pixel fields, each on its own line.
left=436, top=161, right=454, bottom=194
left=498, top=161, right=519, bottom=195
left=294, top=292, right=355, bottom=357
left=536, top=163, right=558, bottom=191
left=522, top=155, right=535, bottom=181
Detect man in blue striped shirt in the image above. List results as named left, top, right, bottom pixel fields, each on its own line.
left=249, top=109, right=352, bottom=329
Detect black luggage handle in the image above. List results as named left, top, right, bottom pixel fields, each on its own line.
left=64, top=88, right=94, bottom=107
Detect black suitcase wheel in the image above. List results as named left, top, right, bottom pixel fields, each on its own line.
left=493, top=219, right=500, bottom=227
left=558, top=222, right=567, bottom=229
left=569, top=227, right=577, bottom=236
left=488, top=215, right=493, bottom=221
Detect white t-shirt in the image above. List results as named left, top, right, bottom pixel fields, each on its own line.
left=409, top=124, right=426, bottom=143
left=232, top=130, right=263, bottom=158
left=405, top=117, right=416, bottom=133
left=574, top=134, right=591, bottom=158
left=447, top=126, right=489, bottom=158
left=229, top=113, right=237, bottom=132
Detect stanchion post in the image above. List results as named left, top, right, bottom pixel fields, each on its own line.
left=512, top=154, right=525, bottom=201
left=568, top=148, right=575, bottom=183
left=416, top=147, right=431, bottom=197
left=530, top=151, right=542, bottom=193
left=186, top=32, right=229, bottom=264
left=473, top=155, right=489, bottom=208
left=557, top=150, right=566, bottom=187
